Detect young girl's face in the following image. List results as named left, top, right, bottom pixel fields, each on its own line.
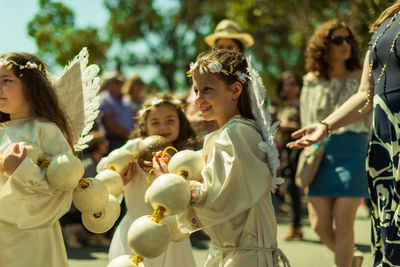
left=145, top=104, right=180, bottom=142
left=0, top=67, right=31, bottom=120
left=192, top=68, right=241, bottom=127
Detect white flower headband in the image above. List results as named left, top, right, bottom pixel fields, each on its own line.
left=137, top=96, right=184, bottom=117
left=0, top=58, right=45, bottom=74
left=186, top=60, right=248, bottom=84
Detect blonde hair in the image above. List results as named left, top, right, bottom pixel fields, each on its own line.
left=370, top=1, right=400, bottom=32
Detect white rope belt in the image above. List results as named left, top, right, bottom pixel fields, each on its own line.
left=212, top=244, right=291, bottom=267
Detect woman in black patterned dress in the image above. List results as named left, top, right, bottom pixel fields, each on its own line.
left=288, top=2, right=400, bottom=266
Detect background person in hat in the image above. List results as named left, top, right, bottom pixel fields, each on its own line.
left=98, top=70, right=134, bottom=151
left=204, top=19, right=255, bottom=52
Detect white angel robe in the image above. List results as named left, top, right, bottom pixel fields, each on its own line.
left=177, top=116, right=283, bottom=267
left=98, top=138, right=196, bottom=267
left=0, top=118, right=74, bottom=267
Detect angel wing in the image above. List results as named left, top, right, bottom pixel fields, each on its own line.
left=246, top=56, right=283, bottom=192
left=52, top=47, right=101, bottom=151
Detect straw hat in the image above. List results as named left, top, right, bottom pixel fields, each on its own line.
left=205, top=19, right=255, bottom=49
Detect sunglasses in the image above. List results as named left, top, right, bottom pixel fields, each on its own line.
left=330, top=35, right=354, bottom=45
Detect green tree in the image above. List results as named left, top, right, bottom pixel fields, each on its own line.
left=28, top=0, right=392, bottom=95
left=104, top=0, right=227, bottom=91
left=224, top=0, right=391, bottom=98
left=28, top=0, right=109, bottom=67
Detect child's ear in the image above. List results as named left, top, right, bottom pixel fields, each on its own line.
left=231, top=81, right=243, bottom=100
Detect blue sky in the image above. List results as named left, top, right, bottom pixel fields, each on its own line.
left=0, top=0, right=164, bottom=82
left=0, top=0, right=108, bottom=55
left=0, top=0, right=110, bottom=68
left=0, top=0, right=172, bottom=85
left=0, top=0, right=195, bottom=88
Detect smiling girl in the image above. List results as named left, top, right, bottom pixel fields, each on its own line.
left=99, top=93, right=200, bottom=267
left=153, top=49, right=289, bottom=266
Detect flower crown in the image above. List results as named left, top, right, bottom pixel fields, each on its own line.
left=186, top=60, right=248, bottom=84
left=0, top=58, right=45, bottom=74
left=137, top=95, right=185, bottom=117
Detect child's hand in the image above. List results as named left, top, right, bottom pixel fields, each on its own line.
left=142, top=152, right=170, bottom=173
left=2, top=143, right=27, bottom=175
left=142, top=160, right=153, bottom=173
left=120, top=161, right=138, bottom=185
left=152, top=152, right=169, bottom=177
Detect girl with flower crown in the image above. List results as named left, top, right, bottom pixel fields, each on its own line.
left=153, top=49, right=289, bottom=267
left=98, top=93, right=200, bottom=267
left=288, top=2, right=400, bottom=266
left=0, top=50, right=99, bottom=267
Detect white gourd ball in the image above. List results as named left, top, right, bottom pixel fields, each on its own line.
left=95, top=170, right=124, bottom=197
left=107, top=255, right=144, bottom=267
left=144, top=173, right=190, bottom=216
left=107, top=149, right=135, bottom=173
left=24, top=142, right=44, bottom=164
left=73, top=178, right=109, bottom=213
left=82, top=194, right=121, bottom=234
left=162, top=215, right=190, bottom=242
left=168, top=150, right=205, bottom=182
left=47, top=153, right=85, bottom=191
left=127, top=215, right=170, bottom=258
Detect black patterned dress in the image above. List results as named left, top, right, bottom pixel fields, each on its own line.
left=368, top=13, right=400, bottom=266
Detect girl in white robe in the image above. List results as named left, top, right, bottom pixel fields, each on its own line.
left=0, top=53, right=83, bottom=267
left=99, top=93, right=199, bottom=267
left=153, top=50, right=290, bottom=267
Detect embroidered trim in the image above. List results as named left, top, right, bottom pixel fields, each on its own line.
left=188, top=180, right=202, bottom=207
left=186, top=207, right=201, bottom=229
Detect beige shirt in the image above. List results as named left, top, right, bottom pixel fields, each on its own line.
left=0, top=118, right=73, bottom=267
left=177, top=116, right=286, bottom=267
left=300, top=72, right=371, bottom=134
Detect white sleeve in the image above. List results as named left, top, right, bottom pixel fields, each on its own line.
left=189, top=122, right=272, bottom=228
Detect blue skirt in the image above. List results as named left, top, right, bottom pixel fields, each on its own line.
left=308, top=132, right=369, bottom=198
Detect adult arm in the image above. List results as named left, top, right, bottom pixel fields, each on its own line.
left=288, top=51, right=373, bottom=148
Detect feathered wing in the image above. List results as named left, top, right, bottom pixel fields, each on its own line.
left=52, top=47, right=101, bottom=151
left=246, top=56, right=283, bottom=192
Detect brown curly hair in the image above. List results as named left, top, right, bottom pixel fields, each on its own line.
left=193, top=49, right=255, bottom=120
left=1, top=52, right=74, bottom=151
left=131, top=93, right=202, bottom=150
left=305, top=20, right=361, bottom=80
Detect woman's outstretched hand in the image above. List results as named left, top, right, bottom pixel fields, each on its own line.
left=287, top=123, right=327, bottom=149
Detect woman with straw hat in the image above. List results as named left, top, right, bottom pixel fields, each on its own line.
left=205, top=19, right=254, bottom=52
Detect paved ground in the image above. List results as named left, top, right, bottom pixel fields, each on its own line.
left=68, top=202, right=373, bottom=267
